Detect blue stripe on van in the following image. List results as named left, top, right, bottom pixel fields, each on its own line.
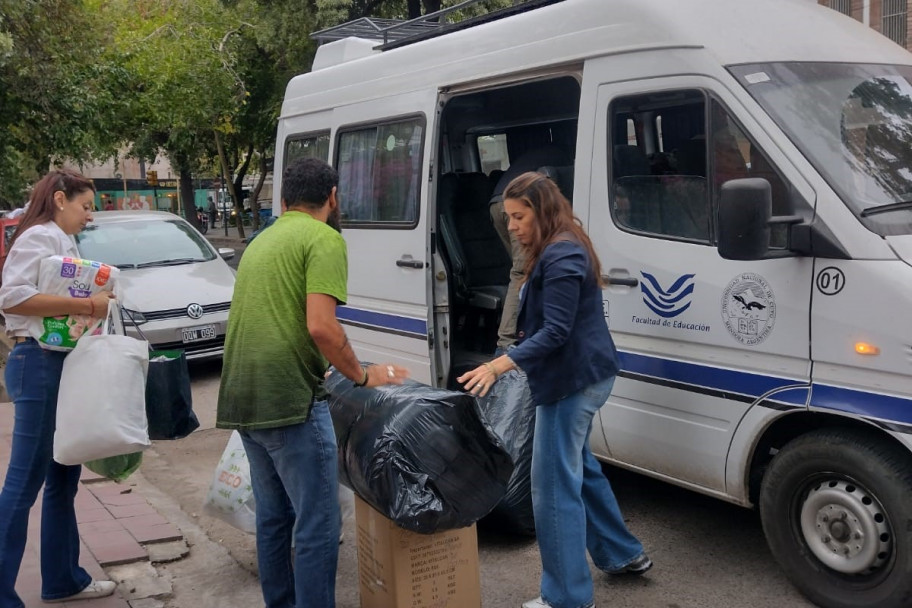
left=336, top=306, right=427, bottom=339
left=618, top=350, right=912, bottom=429
left=810, top=384, right=912, bottom=426
left=618, top=351, right=807, bottom=405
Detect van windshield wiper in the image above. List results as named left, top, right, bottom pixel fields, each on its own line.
left=860, top=200, right=912, bottom=217
left=135, top=258, right=198, bottom=268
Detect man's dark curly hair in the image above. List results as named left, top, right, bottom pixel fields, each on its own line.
left=282, top=158, right=339, bottom=210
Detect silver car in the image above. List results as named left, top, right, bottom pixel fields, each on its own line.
left=76, top=211, right=236, bottom=361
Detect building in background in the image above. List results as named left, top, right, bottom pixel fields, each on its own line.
left=820, top=0, right=910, bottom=50
left=62, top=152, right=272, bottom=218
left=63, top=154, right=217, bottom=213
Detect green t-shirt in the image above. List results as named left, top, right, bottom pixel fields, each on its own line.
left=216, top=211, right=348, bottom=430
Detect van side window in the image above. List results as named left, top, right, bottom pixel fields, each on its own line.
left=608, top=92, right=790, bottom=248
left=336, top=118, right=424, bottom=226
left=285, top=132, right=330, bottom=163
left=610, top=90, right=711, bottom=241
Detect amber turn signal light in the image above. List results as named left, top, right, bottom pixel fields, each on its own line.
left=854, top=342, right=880, bottom=355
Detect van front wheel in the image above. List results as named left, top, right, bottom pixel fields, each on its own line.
left=759, top=428, right=912, bottom=608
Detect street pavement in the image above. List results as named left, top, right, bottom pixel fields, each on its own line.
left=0, top=224, right=818, bottom=607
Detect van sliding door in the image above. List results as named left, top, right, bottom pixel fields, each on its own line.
left=332, top=92, right=435, bottom=384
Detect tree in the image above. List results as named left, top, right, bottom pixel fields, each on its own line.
left=0, top=1, right=128, bottom=207
left=217, top=0, right=516, bottom=232
left=96, top=0, right=251, bottom=231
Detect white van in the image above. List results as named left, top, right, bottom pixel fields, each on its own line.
left=274, top=1, right=912, bottom=605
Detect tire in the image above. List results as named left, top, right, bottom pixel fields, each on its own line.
left=759, top=428, right=912, bottom=608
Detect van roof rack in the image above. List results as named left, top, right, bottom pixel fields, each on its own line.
left=311, top=0, right=565, bottom=50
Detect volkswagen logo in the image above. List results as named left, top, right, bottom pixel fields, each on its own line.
left=187, top=303, right=204, bottom=319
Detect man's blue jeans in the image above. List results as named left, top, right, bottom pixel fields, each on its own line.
left=240, top=402, right=340, bottom=608
left=0, top=340, right=92, bottom=608
left=532, top=376, right=644, bottom=608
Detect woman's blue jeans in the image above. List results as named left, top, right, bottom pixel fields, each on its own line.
left=0, top=340, right=92, bottom=608
left=240, top=401, right=340, bottom=608
left=532, top=376, right=644, bottom=608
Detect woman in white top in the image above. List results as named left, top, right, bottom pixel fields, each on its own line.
left=0, top=169, right=115, bottom=607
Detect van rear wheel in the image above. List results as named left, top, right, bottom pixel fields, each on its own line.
left=759, top=428, right=912, bottom=608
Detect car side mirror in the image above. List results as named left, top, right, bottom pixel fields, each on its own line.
left=717, top=178, right=772, bottom=260
left=218, top=247, right=235, bottom=261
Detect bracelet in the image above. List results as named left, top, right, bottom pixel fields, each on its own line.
left=353, top=366, right=369, bottom=387
left=89, top=299, right=95, bottom=317
left=483, top=362, right=497, bottom=377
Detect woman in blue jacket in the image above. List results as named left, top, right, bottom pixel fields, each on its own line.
left=458, top=171, right=651, bottom=608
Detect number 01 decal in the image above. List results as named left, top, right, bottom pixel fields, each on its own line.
left=816, top=267, right=845, bottom=296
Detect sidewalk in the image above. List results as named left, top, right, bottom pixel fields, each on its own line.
left=0, top=327, right=189, bottom=607
left=0, top=405, right=188, bottom=607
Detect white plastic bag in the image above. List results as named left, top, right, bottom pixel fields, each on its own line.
left=53, top=299, right=151, bottom=466
left=202, top=432, right=353, bottom=536
left=31, top=256, right=118, bottom=351
left=203, top=431, right=257, bottom=534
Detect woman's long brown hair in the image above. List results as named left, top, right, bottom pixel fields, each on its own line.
left=9, top=169, right=96, bottom=249
left=503, top=171, right=605, bottom=287
left=1, top=170, right=95, bottom=282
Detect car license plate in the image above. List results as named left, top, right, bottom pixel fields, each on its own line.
left=181, top=324, right=216, bottom=343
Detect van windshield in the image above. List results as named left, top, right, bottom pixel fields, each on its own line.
left=729, top=62, right=912, bottom=237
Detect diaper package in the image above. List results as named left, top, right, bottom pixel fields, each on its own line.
left=30, top=256, right=119, bottom=351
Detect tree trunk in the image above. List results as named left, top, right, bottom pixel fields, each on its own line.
left=214, top=130, right=246, bottom=240
left=169, top=151, right=201, bottom=230
left=179, top=168, right=198, bottom=229
left=248, top=155, right=269, bottom=230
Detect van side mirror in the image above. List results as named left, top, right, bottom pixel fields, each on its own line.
left=717, top=178, right=772, bottom=260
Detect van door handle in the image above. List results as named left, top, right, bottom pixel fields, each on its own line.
left=396, top=258, right=425, bottom=269
left=602, top=275, right=639, bottom=287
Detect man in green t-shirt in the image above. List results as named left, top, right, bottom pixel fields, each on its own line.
left=216, top=158, right=408, bottom=608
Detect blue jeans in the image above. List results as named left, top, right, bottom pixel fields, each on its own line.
left=532, top=376, right=644, bottom=608
left=0, top=340, right=92, bottom=608
left=240, top=402, right=340, bottom=608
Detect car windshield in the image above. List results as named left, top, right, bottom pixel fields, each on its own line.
left=76, top=217, right=216, bottom=267
left=729, top=62, right=912, bottom=236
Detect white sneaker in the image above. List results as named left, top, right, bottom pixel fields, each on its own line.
left=522, top=598, right=595, bottom=608
left=44, top=580, right=117, bottom=603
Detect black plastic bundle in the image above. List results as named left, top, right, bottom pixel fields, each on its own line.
left=326, top=370, right=514, bottom=534
left=478, top=369, right=537, bottom=536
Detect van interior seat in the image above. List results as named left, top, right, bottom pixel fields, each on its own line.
left=676, top=138, right=707, bottom=177
left=437, top=172, right=510, bottom=310
left=613, top=144, right=651, bottom=178
left=612, top=144, right=709, bottom=239
left=613, top=145, right=661, bottom=233
left=537, top=165, right=575, bottom=200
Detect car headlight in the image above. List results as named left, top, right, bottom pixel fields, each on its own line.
left=122, top=308, right=147, bottom=325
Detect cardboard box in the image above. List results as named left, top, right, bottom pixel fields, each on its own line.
left=355, top=495, right=481, bottom=608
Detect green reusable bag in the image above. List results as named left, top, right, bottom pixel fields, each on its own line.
left=84, top=451, right=143, bottom=482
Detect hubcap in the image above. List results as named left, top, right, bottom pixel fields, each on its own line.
left=799, top=479, right=891, bottom=574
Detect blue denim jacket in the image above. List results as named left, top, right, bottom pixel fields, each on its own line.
left=508, top=240, right=619, bottom=405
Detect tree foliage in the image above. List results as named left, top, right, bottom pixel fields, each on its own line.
left=0, top=0, right=519, bottom=213
left=95, top=0, right=251, bottom=227
left=0, top=0, right=127, bottom=206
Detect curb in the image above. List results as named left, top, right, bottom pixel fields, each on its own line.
left=208, top=238, right=245, bottom=249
